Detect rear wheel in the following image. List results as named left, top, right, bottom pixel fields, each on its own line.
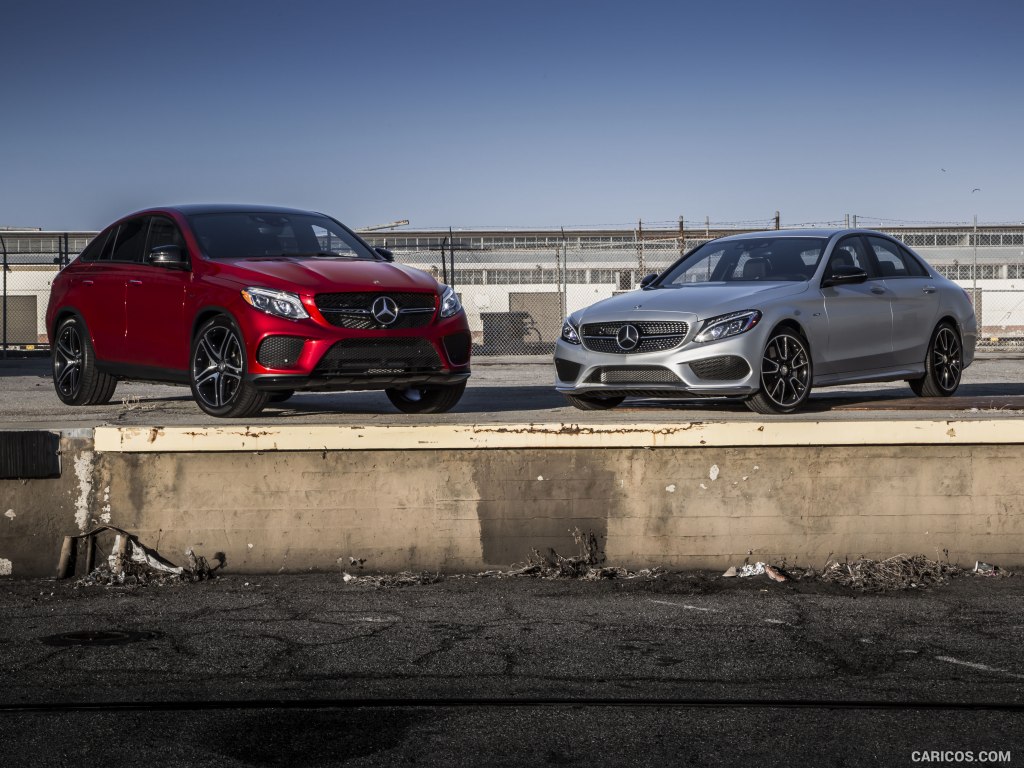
left=910, top=322, right=962, bottom=397
left=385, top=380, right=466, bottom=414
left=190, top=316, right=268, bottom=418
left=746, top=329, right=812, bottom=415
left=564, top=393, right=626, bottom=411
left=52, top=316, right=117, bottom=405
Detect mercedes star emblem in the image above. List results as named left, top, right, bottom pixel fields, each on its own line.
left=616, top=324, right=640, bottom=351
left=371, top=296, right=400, bottom=326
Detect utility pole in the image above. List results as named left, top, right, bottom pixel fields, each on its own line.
left=678, top=216, right=685, bottom=255
left=973, top=214, right=978, bottom=300
left=1, top=235, right=7, bottom=358
left=774, top=211, right=780, bottom=230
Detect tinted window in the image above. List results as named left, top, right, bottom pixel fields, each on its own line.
left=188, top=212, right=375, bottom=260
left=109, top=217, right=149, bottom=263
left=147, top=217, right=187, bottom=254
left=827, top=236, right=875, bottom=277
left=867, top=236, right=928, bottom=278
left=660, top=237, right=826, bottom=285
left=78, top=228, right=113, bottom=263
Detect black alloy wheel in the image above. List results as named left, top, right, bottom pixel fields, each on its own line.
left=190, top=316, right=268, bottom=418
left=385, top=380, right=467, bottom=414
left=910, top=322, right=963, bottom=397
left=747, top=329, right=812, bottom=415
left=52, top=316, right=117, bottom=406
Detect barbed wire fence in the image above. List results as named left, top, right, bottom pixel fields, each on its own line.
left=3, top=219, right=1024, bottom=358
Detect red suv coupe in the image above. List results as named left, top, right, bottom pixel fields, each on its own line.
left=46, top=205, right=471, bottom=417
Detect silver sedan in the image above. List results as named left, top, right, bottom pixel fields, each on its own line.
left=554, top=229, right=977, bottom=414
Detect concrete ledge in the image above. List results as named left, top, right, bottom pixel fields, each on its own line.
left=96, top=419, right=1024, bottom=453
left=3, top=423, right=1024, bottom=578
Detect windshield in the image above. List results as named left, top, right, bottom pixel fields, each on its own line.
left=657, top=237, right=828, bottom=286
left=187, top=212, right=377, bottom=260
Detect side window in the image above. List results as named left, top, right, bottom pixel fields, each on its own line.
left=311, top=224, right=359, bottom=256
left=78, top=228, right=113, bottom=262
left=899, top=244, right=929, bottom=277
left=146, top=217, right=187, bottom=259
left=109, top=217, right=150, bottom=263
left=827, top=236, right=875, bottom=277
left=866, top=236, right=926, bottom=278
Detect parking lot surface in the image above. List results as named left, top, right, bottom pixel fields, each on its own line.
left=2, top=353, right=1024, bottom=429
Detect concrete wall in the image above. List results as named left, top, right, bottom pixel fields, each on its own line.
left=2, top=423, right=1023, bottom=577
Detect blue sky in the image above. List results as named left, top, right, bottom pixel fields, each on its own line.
left=2, top=0, right=1022, bottom=230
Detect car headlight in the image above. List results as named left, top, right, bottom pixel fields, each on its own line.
left=439, top=285, right=463, bottom=318
left=241, top=287, right=309, bottom=320
left=694, top=310, right=762, bottom=343
left=561, top=316, right=582, bottom=344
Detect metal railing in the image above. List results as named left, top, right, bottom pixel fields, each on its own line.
left=3, top=227, right=1024, bottom=357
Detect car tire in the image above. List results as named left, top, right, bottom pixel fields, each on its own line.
left=52, top=316, right=118, bottom=406
left=385, top=380, right=467, bottom=414
left=564, top=393, right=626, bottom=411
left=190, top=316, right=268, bottom=418
left=268, top=390, right=295, bottom=404
left=909, top=322, right=962, bottom=397
left=746, top=328, right=812, bottom=415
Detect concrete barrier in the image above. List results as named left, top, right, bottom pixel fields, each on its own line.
left=2, top=421, right=1023, bottom=577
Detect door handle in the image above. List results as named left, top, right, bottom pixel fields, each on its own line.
left=82, top=279, right=94, bottom=286
left=870, top=287, right=886, bottom=295
left=128, top=279, right=143, bottom=286
left=922, top=286, right=936, bottom=294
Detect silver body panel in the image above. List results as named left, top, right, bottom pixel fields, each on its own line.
left=555, top=229, right=977, bottom=400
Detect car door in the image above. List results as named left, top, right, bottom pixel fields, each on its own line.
left=81, top=217, right=149, bottom=364
left=865, top=236, right=940, bottom=367
left=124, top=216, right=192, bottom=371
left=817, top=235, right=894, bottom=375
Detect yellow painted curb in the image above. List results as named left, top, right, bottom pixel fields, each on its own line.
left=93, top=420, right=1024, bottom=453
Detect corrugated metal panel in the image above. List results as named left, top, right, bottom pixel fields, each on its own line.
left=0, top=431, right=60, bottom=479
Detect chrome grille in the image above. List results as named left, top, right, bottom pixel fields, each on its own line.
left=315, top=292, right=436, bottom=329
left=580, top=321, right=688, bottom=354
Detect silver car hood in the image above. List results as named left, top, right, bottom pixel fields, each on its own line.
left=576, top=281, right=810, bottom=324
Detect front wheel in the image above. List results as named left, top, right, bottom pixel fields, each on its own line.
left=746, top=329, right=812, bottom=415
left=910, top=323, right=962, bottom=397
left=190, top=316, right=268, bottom=418
left=385, top=380, right=466, bottom=414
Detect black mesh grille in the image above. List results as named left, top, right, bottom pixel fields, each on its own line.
left=554, top=358, right=582, bottom=382
left=312, top=338, right=442, bottom=376
left=581, top=321, right=689, bottom=354
left=585, top=366, right=681, bottom=385
left=257, top=336, right=305, bottom=369
left=689, top=356, right=751, bottom=381
left=442, top=332, right=472, bottom=366
left=315, top=292, right=436, bottom=329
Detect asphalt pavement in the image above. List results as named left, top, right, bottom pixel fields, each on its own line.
left=2, top=352, right=1024, bottom=429
left=0, top=573, right=1020, bottom=766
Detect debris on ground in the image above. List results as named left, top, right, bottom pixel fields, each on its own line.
left=340, top=571, right=445, bottom=588
left=974, top=561, right=999, bottom=575
left=62, top=526, right=223, bottom=587
left=737, top=562, right=767, bottom=577
left=764, top=564, right=788, bottom=583
left=722, top=566, right=737, bottom=578
left=478, top=528, right=666, bottom=581
left=818, top=554, right=969, bottom=592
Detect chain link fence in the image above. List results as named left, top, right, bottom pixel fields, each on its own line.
left=2, top=226, right=1024, bottom=357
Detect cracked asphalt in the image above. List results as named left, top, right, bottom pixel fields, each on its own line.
left=0, top=574, right=1021, bottom=766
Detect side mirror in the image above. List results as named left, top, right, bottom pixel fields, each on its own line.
left=375, top=247, right=395, bottom=263
left=639, top=273, right=658, bottom=289
left=148, top=245, right=189, bottom=270
left=822, top=265, right=868, bottom=287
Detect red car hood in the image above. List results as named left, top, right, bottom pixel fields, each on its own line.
left=217, top=257, right=440, bottom=294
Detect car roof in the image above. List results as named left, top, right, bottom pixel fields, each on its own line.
left=715, top=228, right=891, bottom=242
